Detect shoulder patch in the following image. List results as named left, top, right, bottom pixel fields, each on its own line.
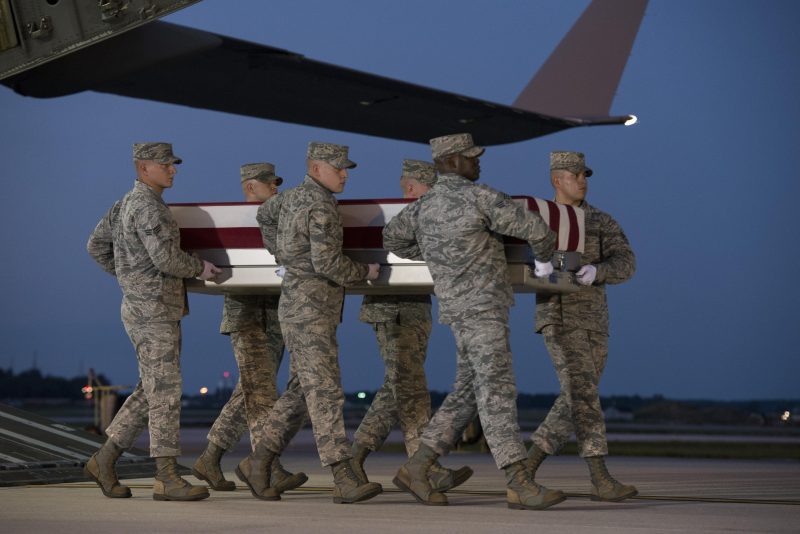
left=143, top=224, right=162, bottom=236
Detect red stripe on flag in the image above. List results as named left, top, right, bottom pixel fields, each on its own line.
left=566, top=206, right=579, bottom=251
left=544, top=200, right=560, bottom=234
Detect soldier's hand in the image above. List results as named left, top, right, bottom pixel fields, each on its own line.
left=533, top=259, right=553, bottom=278
left=199, top=260, right=222, bottom=281
left=275, top=266, right=286, bottom=278
left=576, top=264, right=597, bottom=285
left=366, top=263, right=381, bottom=281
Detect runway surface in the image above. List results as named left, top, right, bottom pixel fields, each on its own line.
left=2, top=435, right=798, bottom=533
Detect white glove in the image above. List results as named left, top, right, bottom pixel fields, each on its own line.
left=366, top=263, right=381, bottom=281
left=576, top=264, right=597, bottom=286
left=533, top=259, right=553, bottom=278
left=275, top=266, right=286, bottom=278
left=199, top=260, right=222, bottom=281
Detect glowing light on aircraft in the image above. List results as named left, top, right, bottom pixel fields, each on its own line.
left=357, top=392, right=367, bottom=399
left=781, top=411, right=790, bottom=422
left=200, top=387, right=208, bottom=395
left=624, top=115, right=638, bottom=126
left=223, top=371, right=230, bottom=378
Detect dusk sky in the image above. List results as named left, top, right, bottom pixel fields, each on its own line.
left=1, top=1, right=798, bottom=401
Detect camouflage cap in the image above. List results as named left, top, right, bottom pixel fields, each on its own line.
left=240, top=162, right=283, bottom=185
left=132, top=142, right=182, bottom=164
left=401, top=159, right=437, bottom=186
left=429, top=133, right=485, bottom=160
left=307, top=142, right=357, bottom=169
left=550, top=151, right=593, bottom=177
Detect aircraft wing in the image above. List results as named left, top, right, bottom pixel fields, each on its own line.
left=2, top=1, right=647, bottom=146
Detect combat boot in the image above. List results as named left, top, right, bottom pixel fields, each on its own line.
left=527, top=443, right=548, bottom=478
left=350, top=441, right=372, bottom=483
left=392, top=443, right=447, bottom=505
left=235, top=444, right=280, bottom=500
left=84, top=438, right=131, bottom=498
left=331, top=459, right=383, bottom=504
left=428, top=460, right=474, bottom=492
left=192, top=441, right=236, bottom=491
left=270, top=457, right=308, bottom=493
left=585, top=456, right=638, bottom=502
left=504, top=459, right=565, bottom=510
left=152, top=456, right=210, bottom=501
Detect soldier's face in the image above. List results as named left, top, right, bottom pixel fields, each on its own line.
left=458, top=155, right=481, bottom=181
left=247, top=179, right=278, bottom=202
left=139, top=161, right=177, bottom=192
left=314, top=161, right=348, bottom=193
left=401, top=178, right=430, bottom=199
left=554, top=170, right=588, bottom=205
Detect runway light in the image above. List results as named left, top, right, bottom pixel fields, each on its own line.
left=357, top=391, right=367, bottom=399
left=624, top=115, right=638, bottom=126
left=781, top=411, right=790, bottom=422
left=200, top=387, right=209, bottom=395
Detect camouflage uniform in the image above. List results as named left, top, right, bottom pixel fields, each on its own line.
left=254, top=143, right=369, bottom=467
left=206, top=294, right=284, bottom=451
left=87, top=143, right=203, bottom=457
left=384, top=141, right=556, bottom=468
left=532, top=199, right=635, bottom=457
left=354, top=160, right=438, bottom=456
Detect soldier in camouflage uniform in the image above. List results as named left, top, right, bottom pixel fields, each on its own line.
left=383, top=133, right=565, bottom=510
left=85, top=142, right=221, bottom=501
left=192, top=163, right=307, bottom=495
left=527, top=151, right=638, bottom=502
left=351, top=159, right=473, bottom=493
left=234, top=142, right=382, bottom=504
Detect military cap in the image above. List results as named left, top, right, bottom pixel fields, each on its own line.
left=401, top=159, right=437, bottom=186
left=240, top=162, right=283, bottom=185
left=307, top=142, right=357, bottom=169
left=132, top=142, right=182, bottom=164
left=429, top=133, right=485, bottom=161
left=550, top=151, right=593, bottom=177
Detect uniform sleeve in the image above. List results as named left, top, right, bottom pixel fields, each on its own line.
left=256, top=193, right=282, bottom=255
left=86, top=202, right=119, bottom=276
left=478, top=186, right=556, bottom=262
left=382, top=203, right=423, bottom=260
left=309, top=202, right=368, bottom=285
left=595, top=212, right=635, bottom=285
left=136, top=202, right=203, bottom=279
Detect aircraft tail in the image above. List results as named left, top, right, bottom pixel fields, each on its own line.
left=513, top=0, right=648, bottom=121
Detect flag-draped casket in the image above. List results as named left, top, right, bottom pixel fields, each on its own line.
left=171, top=197, right=584, bottom=295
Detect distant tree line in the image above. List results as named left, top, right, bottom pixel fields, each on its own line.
left=0, top=368, right=111, bottom=399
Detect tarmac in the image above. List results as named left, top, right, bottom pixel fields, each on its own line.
left=2, top=428, right=799, bottom=533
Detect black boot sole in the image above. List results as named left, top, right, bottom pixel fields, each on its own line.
left=333, top=482, right=383, bottom=504
left=507, top=493, right=566, bottom=510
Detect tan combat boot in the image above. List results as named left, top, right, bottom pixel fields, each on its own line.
left=393, top=443, right=447, bottom=505
left=350, top=441, right=372, bottom=483
left=270, top=457, right=308, bottom=493
left=585, top=456, right=638, bottom=501
left=504, top=459, right=565, bottom=510
left=192, top=441, right=236, bottom=491
left=428, top=460, right=474, bottom=492
left=331, top=459, right=383, bottom=504
left=235, top=444, right=280, bottom=500
left=152, top=456, right=210, bottom=501
left=527, top=442, right=548, bottom=477
left=84, top=438, right=131, bottom=498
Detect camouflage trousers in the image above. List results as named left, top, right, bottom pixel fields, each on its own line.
left=255, top=320, right=349, bottom=467
left=531, top=325, right=609, bottom=457
left=421, top=310, right=526, bottom=469
left=354, top=315, right=432, bottom=456
left=207, top=324, right=285, bottom=451
left=106, top=320, right=183, bottom=457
